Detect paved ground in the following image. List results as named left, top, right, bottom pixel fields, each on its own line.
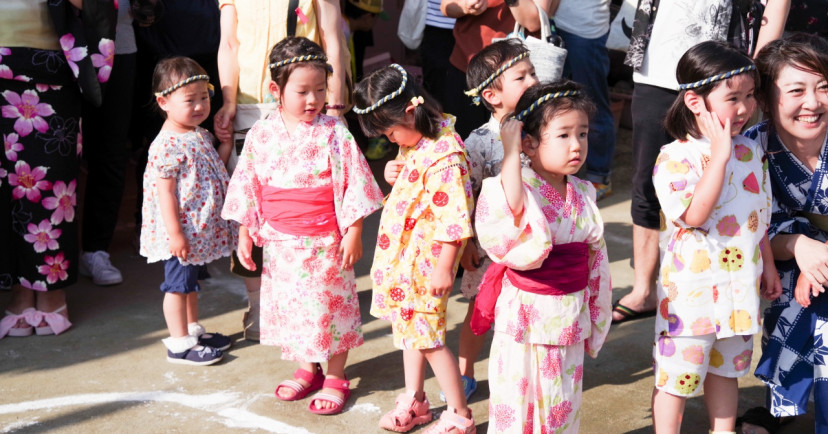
left=0, top=128, right=816, bottom=433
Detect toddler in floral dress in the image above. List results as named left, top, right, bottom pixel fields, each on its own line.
left=651, top=41, right=782, bottom=432
left=353, top=64, right=476, bottom=433
left=472, top=81, right=612, bottom=433
left=221, top=37, right=383, bottom=415
left=140, top=57, right=237, bottom=365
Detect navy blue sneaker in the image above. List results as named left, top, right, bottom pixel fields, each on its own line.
left=198, top=332, right=232, bottom=351
left=167, top=346, right=223, bottom=366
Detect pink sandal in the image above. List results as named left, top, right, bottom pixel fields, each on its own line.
left=0, top=308, right=40, bottom=338
left=379, top=392, right=433, bottom=432
left=423, top=408, right=476, bottom=434
left=274, top=363, right=324, bottom=401
left=34, top=305, right=72, bottom=336
left=308, top=377, right=351, bottom=415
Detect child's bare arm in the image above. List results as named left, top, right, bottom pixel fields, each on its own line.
left=760, top=234, right=783, bottom=301
left=681, top=108, right=731, bottom=227
left=500, top=118, right=525, bottom=219
left=217, top=141, right=233, bottom=166
left=338, top=218, right=363, bottom=270
left=236, top=225, right=256, bottom=271
left=156, top=177, right=189, bottom=260
left=430, top=241, right=463, bottom=297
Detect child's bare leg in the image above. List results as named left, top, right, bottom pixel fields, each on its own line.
left=425, top=346, right=470, bottom=416
left=311, top=351, right=349, bottom=411
left=458, top=301, right=485, bottom=379
left=277, top=361, right=320, bottom=399
left=242, top=276, right=261, bottom=339
left=403, top=349, right=428, bottom=400
left=704, top=373, right=738, bottom=431
left=186, top=291, right=199, bottom=324
left=163, top=293, right=188, bottom=338
left=652, top=388, right=685, bottom=434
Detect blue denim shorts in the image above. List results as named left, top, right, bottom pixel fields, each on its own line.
left=159, top=258, right=210, bottom=294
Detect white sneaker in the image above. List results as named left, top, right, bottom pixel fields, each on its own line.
left=80, top=251, right=123, bottom=286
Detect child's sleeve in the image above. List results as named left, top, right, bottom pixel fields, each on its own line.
left=652, top=145, right=702, bottom=227
left=424, top=151, right=474, bottom=243
left=149, top=137, right=187, bottom=180
left=581, top=183, right=612, bottom=358
left=221, top=124, right=264, bottom=243
left=464, top=131, right=487, bottom=197
left=331, top=121, right=384, bottom=232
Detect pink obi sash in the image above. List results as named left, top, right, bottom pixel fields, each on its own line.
left=470, top=242, right=590, bottom=335
left=261, top=185, right=338, bottom=236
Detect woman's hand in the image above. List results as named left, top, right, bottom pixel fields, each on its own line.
left=169, top=233, right=189, bottom=260
left=384, top=160, right=405, bottom=186
left=462, top=0, right=488, bottom=15
left=460, top=243, right=480, bottom=272
left=338, top=220, right=363, bottom=270
left=793, top=236, right=828, bottom=288
left=214, top=103, right=236, bottom=144
left=237, top=226, right=256, bottom=271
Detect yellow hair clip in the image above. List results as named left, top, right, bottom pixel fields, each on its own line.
left=410, top=96, right=424, bottom=107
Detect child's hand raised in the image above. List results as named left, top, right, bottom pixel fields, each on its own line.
left=795, top=271, right=824, bottom=307
left=695, top=105, right=732, bottom=163
left=169, top=233, right=190, bottom=261
left=384, top=160, right=405, bottom=186
left=500, top=118, right=523, bottom=157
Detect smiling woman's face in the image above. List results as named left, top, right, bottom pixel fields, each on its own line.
left=770, top=64, right=828, bottom=150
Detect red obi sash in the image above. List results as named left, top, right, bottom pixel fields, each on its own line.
left=470, top=242, right=590, bottom=335
left=261, top=186, right=338, bottom=236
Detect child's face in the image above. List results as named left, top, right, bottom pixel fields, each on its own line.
left=490, top=58, right=538, bottom=114
left=271, top=65, right=327, bottom=125
left=157, top=81, right=210, bottom=130
left=523, top=109, right=589, bottom=185
left=382, top=110, right=422, bottom=148
left=702, top=74, right=756, bottom=136
left=770, top=63, right=828, bottom=148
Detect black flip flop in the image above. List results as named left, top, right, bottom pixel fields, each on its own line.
left=611, top=301, right=657, bottom=324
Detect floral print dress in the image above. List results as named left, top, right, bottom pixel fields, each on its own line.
left=370, top=114, right=474, bottom=350
left=653, top=135, right=771, bottom=341
left=222, top=110, right=383, bottom=362
left=475, top=168, right=612, bottom=434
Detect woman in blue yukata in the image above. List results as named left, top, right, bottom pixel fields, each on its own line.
left=743, top=33, right=828, bottom=432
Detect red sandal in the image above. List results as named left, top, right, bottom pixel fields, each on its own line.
left=274, top=363, right=324, bottom=401
left=308, top=377, right=351, bottom=415
left=379, top=392, right=433, bottom=432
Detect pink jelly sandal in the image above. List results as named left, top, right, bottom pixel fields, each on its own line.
left=379, top=392, right=433, bottom=432
left=423, top=408, right=476, bottom=434
left=0, top=308, right=40, bottom=338
left=275, top=363, right=324, bottom=401
left=308, top=377, right=351, bottom=415
left=34, top=305, right=72, bottom=336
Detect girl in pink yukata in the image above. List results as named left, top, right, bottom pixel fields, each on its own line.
left=221, top=37, right=383, bottom=415
left=140, top=57, right=238, bottom=366
left=353, top=64, right=476, bottom=433
left=472, top=81, right=612, bottom=433
left=650, top=41, right=782, bottom=433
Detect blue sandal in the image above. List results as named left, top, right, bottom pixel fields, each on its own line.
left=439, top=375, right=478, bottom=403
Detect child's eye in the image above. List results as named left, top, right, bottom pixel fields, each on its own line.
left=559, top=133, right=568, bottom=139
left=579, top=132, right=588, bottom=138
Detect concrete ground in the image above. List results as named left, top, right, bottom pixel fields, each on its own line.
left=0, top=127, right=816, bottom=433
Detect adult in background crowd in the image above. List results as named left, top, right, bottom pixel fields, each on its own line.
left=0, top=0, right=116, bottom=338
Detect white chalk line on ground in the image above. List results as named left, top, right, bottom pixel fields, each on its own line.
left=0, top=391, right=312, bottom=434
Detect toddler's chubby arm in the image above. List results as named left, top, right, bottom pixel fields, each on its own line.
left=384, top=160, right=405, bottom=186
left=499, top=118, right=525, bottom=221
left=236, top=225, right=256, bottom=271
left=430, top=241, right=463, bottom=297
left=760, top=234, right=783, bottom=301
left=157, top=177, right=189, bottom=260
left=681, top=106, right=731, bottom=227
left=338, top=218, right=363, bottom=270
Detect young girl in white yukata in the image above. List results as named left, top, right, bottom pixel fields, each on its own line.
left=140, top=57, right=237, bottom=366
left=221, top=37, right=383, bottom=415
left=353, top=64, right=476, bottom=433
left=651, top=40, right=782, bottom=433
left=473, top=81, right=612, bottom=433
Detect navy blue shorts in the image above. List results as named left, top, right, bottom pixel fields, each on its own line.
left=160, top=258, right=210, bottom=294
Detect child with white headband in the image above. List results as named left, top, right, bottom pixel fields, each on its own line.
left=651, top=40, right=781, bottom=432
left=353, top=64, right=475, bottom=433
left=475, top=80, right=611, bottom=433
left=222, top=37, right=383, bottom=415
left=140, top=57, right=237, bottom=365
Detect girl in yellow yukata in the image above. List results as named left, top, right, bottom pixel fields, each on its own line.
left=353, top=64, right=476, bottom=433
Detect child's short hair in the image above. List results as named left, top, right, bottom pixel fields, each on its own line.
left=353, top=64, right=443, bottom=139
left=268, top=37, right=330, bottom=98
left=466, top=39, right=530, bottom=112
left=151, top=56, right=208, bottom=116
left=515, top=80, right=595, bottom=142
left=754, top=32, right=828, bottom=118
left=664, top=41, right=759, bottom=141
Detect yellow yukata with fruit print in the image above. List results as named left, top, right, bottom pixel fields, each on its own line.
left=370, top=115, right=474, bottom=350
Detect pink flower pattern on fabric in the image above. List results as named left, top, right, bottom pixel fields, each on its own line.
left=42, top=180, right=77, bottom=224
left=23, top=219, right=61, bottom=252
left=38, top=252, right=69, bottom=284
left=4, top=132, right=22, bottom=161
left=1, top=90, right=54, bottom=137
left=8, top=161, right=52, bottom=203
left=0, top=65, right=31, bottom=82
left=19, top=277, right=47, bottom=292
left=59, top=34, right=88, bottom=78
left=90, top=39, right=115, bottom=82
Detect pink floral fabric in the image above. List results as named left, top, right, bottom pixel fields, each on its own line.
left=140, top=127, right=237, bottom=265
left=652, top=135, right=771, bottom=339
left=222, top=110, right=383, bottom=361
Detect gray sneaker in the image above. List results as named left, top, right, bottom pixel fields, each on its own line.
left=80, top=251, right=123, bottom=286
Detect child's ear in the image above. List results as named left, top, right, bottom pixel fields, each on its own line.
left=521, top=133, right=538, bottom=157
left=683, top=90, right=706, bottom=115
left=481, top=88, right=500, bottom=107
left=156, top=95, right=169, bottom=112
left=268, top=81, right=281, bottom=101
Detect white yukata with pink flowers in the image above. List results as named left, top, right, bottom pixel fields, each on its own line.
left=476, top=168, right=612, bottom=433
left=222, top=110, right=383, bottom=362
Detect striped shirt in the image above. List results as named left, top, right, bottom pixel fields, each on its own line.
left=426, top=0, right=455, bottom=29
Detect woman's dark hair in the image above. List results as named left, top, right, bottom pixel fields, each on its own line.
left=664, top=40, right=759, bottom=140
left=466, top=39, right=530, bottom=112
left=268, top=37, right=330, bottom=99
left=353, top=65, right=443, bottom=139
left=515, top=80, right=595, bottom=143
left=151, top=56, right=208, bottom=116
left=754, top=32, right=828, bottom=120
left=131, top=0, right=164, bottom=27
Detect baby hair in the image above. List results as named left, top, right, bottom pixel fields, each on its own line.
left=466, top=39, right=530, bottom=112
left=754, top=32, right=828, bottom=117
left=664, top=40, right=759, bottom=141
left=268, top=36, right=330, bottom=98
left=353, top=64, right=443, bottom=139
left=515, top=80, right=595, bottom=146
left=151, top=56, right=208, bottom=116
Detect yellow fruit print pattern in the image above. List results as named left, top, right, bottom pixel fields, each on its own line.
left=729, top=310, right=753, bottom=333
left=657, top=369, right=669, bottom=387
left=747, top=210, right=759, bottom=232
left=709, top=348, right=724, bottom=368
left=675, top=373, right=702, bottom=395
left=719, top=247, right=745, bottom=271
left=690, top=249, right=711, bottom=273
left=665, top=160, right=690, bottom=174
